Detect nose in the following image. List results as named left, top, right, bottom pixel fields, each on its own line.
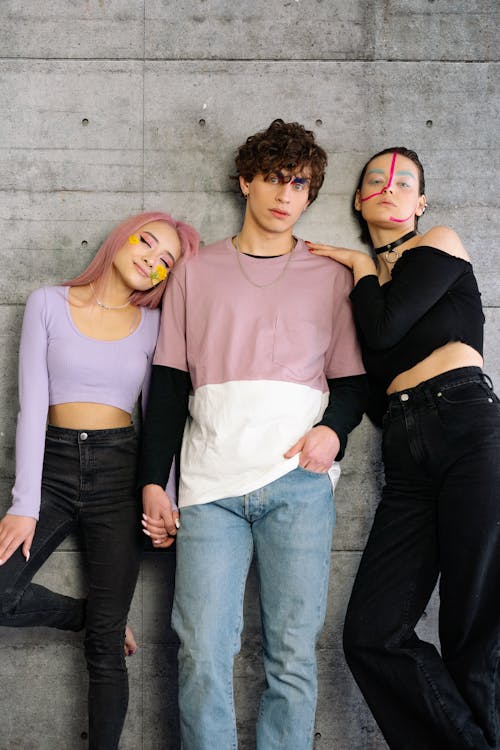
left=382, top=183, right=393, bottom=194
left=276, top=182, right=292, bottom=203
left=142, top=253, right=154, bottom=267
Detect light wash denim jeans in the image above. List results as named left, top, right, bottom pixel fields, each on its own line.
left=171, top=466, right=335, bottom=750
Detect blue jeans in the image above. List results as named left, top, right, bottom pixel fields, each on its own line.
left=171, top=466, right=335, bottom=750
left=343, top=367, right=500, bottom=750
left=0, top=426, right=142, bottom=750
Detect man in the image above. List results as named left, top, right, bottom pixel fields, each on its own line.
left=139, top=119, right=366, bottom=749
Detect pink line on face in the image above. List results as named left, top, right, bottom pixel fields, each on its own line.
left=390, top=210, right=415, bottom=223
left=360, top=151, right=397, bottom=202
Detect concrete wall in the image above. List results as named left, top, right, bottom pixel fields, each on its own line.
left=0, top=1, right=498, bottom=748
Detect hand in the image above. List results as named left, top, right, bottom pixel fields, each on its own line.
left=142, top=484, right=179, bottom=549
left=284, top=425, right=340, bottom=473
left=306, top=241, right=376, bottom=282
left=0, top=514, right=37, bottom=565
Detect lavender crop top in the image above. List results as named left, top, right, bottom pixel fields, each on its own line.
left=8, top=286, right=160, bottom=519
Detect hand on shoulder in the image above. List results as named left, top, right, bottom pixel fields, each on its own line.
left=417, top=226, right=470, bottom=261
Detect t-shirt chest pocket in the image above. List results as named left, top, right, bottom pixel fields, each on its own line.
left=272, top=316, right=330, bottom=381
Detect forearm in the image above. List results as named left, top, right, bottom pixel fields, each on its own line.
left=315, top=374, right=369, bottom=460
left=137, top=365, right=191, bottom=488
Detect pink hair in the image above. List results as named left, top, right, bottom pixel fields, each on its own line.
left=65, top=211, right=199, bottom=309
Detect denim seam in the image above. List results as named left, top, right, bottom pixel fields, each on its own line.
left=402, top=569, right=477, bottom=749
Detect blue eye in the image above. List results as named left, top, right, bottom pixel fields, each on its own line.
left=266, top=174, right=280, bottom=184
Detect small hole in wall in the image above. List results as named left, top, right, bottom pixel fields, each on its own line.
left=80, top=732, right=88, bottom=740
left=81, top=240, right=88, bottom=247
left=315, top=119, right=323, bottom=127
left=199, top=118, right=206, bottom=127
left=426, top=120, right=433, bottom=128
left=82, top=118, right=89, bottom=127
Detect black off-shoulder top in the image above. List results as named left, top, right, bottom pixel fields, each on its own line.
left=349, top=245, right=485, bottom=421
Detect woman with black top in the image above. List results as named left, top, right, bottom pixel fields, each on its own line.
left=307, top=147, right=500, bottom=750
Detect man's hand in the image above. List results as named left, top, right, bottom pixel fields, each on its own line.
left=0, top=514, right=37, bottom=565
left=284, top=425, right=340, bottom=473
left=142, top=484, right=179, bottom=548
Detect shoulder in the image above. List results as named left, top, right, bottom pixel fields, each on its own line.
left=416, top=226, right=470, bottom=261
left=24, top=286, right=50, bottom=313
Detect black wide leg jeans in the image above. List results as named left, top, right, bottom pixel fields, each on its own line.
left=343, top=367, right=500, bottom=750
left=0, top=425, right=142, bottom=750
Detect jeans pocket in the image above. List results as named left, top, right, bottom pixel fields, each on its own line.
left=436, top=381, right=496, bottom=406
left=295, top=465, right=329, bottom=478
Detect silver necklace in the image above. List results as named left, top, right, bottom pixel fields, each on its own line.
left=89, top=282, right=131, bottom=310
left=233, top=235, right=295, bottom=288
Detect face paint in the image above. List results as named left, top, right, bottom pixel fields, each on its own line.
left=390, top=210, right=417, bottom=223
left=360, top=151, right=397, bottom=203
left=361, top=152, right=420, bottom=223
left=265, top=172, right=311, bottom=192
left=128, top=234, right=140, bottom=244
left=150, top=265, right=168, bottom=286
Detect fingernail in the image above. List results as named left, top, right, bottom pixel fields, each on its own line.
left=304, top=240, right=311, bottom=245
left=142, top=513, right=148, bottom=520
left=25, top=551, right=30, bottom=562
left=175, top=519, right=180, bottom=529
left=142, top=529, right=151, bottom=537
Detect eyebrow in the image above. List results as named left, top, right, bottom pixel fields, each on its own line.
left=143, top=230, right=177, bottom=264
left=366, top=169, right=385, bottom=176
left=396, top=171, right=415, bottom=178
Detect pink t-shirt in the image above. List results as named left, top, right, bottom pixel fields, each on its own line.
left=154, top=238, right=365, bottom=508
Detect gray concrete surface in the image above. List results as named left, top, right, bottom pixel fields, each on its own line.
left=0, top=1, right=498, bottom=748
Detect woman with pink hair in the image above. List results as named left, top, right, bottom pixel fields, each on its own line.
left=0, top=211, right=199, bottom=749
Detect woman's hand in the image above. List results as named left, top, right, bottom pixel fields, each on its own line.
left=142, top=484, right=179, bottom=549
left=306, top=241, right=377, bottom=283
left=0, top=514, right=37, bottom=565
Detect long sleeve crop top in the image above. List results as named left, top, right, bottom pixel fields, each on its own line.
left=349, top=245, right=484, bottom=422
left=8, top=286, right=160, bottom=519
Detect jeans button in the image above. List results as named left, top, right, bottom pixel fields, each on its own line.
left=400, top=393, right=409, bottom=402
left=80, top=432, right=88, bottom=441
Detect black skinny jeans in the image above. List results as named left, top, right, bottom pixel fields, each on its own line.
left=344, top=367, right=500, bottom=750
left=0, top=425, right=142, bottom=750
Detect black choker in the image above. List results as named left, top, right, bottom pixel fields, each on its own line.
left=373, top=230, right=417, bottom=263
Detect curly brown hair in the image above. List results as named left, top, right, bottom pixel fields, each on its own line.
left=234, top=119, right=328, bottom=204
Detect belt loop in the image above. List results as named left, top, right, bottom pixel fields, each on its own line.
left=481, top=372, right=493, bottom=390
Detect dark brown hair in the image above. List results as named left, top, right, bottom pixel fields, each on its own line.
left=235, top=119, right=328, bottom=204
left=353, top=147, right=426, bottom=246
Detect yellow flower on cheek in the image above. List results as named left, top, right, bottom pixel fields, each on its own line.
left=128, top=234, right=140, bottom=244
left=150, top=265, right=168, bottom=286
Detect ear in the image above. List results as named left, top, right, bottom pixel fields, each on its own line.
left=239, top=175, right=250, bottom=198
left=354, top=189, right=362, bottom=212
left=415, top=194, right=427, bottom=217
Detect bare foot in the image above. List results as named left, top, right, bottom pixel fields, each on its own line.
left=125, top=625, right=138, bottom=656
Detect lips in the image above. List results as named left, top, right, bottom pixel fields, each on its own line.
left=379, top=199, right=396, bottom=207
left=270, top=208, right=290, bottom=218
left=133, top=262, right=149, bottom=278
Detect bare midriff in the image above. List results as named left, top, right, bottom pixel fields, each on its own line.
left=386, top=341, right=483, bottom=395
left=48, top=403, right=132, bottom=430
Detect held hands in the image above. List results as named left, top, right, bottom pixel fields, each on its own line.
left=284, top=425, right=340, bottom=473
left=305, top=241, right=376, bottom=283
left=0, top=514, right=37, bottom=565
left=142, top=484, right=180, bottom=549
